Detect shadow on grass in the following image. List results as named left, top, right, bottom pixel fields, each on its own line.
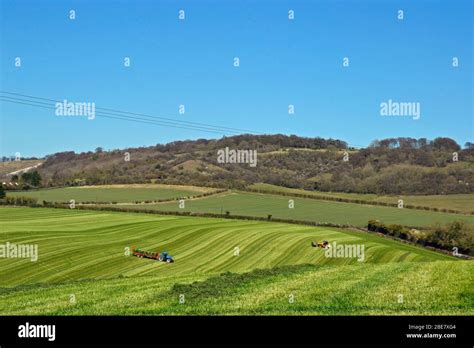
left=169, top=263, right=320, bottom=301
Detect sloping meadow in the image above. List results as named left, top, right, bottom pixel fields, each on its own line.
left=0, top=207, right=470, bottom=315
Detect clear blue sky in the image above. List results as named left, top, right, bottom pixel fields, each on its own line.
left=1, top=0, right=472, bottom=157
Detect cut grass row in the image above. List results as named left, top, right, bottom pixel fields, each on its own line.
left=0, top=261, right=471, bottom=315
left=0, top=207, right=469, bottom=315
left=0, top=206, right=452, bottom=288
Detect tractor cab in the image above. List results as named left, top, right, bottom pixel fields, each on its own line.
left=159, top=252, right=174, bottom=263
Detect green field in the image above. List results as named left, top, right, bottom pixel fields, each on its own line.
left=249, top=183, right=474, bottom=213
left=116, top=191, right=474, bottom=228
left=7, top=184, right=218, bottom=203
left=1, top=207, right=472, bottom=315
left=9, top=184, right=474, bottom=228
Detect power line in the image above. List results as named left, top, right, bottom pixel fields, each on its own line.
left=0, top=96, right=247, bottom=135
left=0, top=91, right=261, bottom=135
left=0, top=91, right=365, bottom=149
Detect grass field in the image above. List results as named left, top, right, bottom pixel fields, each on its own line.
left=6, top=184, right=219, bottom=203
left=0, top=160, right=43, bottom=177
left=1, top=207, right=471, bottom=315
left=249, top=183, right=474, bottom=213
left=116, top=191, right=474, bottom=228
left=8, top=184, right=474, bottom=228
left=1, top=261, right=471, bottom=315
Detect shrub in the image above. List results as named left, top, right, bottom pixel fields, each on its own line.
left=369, top=219, right=474, bottom=256
left=1, top=196, right=38, bottom=207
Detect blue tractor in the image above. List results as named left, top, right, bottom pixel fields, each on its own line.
left=159, top=252, right=174, bottom=263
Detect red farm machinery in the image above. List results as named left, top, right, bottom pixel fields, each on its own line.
left=131, top=246, right=174, bottom=263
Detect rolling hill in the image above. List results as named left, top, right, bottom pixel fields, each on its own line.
left=1, top=206, right=471, bottom=315
left=4, top=135, right=473, bottom=196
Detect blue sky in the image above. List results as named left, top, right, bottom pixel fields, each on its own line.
left=0, top=0, right=472, bottom=157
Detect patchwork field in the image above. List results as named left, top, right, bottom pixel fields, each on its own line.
left=249, top=183, right=474, bottom=214
left=7, top=184, right=219, bottom=203
left=1, top=207, right=471, bottom=315
left=116, top=191, right=474, bottom=228
left=8, top=185, right=474, bottom=228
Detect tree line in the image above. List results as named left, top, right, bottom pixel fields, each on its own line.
left=7, top=135, right=472, bottom=195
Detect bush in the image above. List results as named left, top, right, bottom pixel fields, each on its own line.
left=1, top=196, right=38, bottom=207
left=368, top=220, right=389, bottom=234
left=387, top=224, right=405, bottom=238
left=368, top=219, right=474, bottom=256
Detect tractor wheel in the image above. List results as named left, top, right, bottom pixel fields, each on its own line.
left=159, top=256, right=164, bottom=261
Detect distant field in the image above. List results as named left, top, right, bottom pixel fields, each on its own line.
left=116, top=191, right=474, bottom=228
left=249, top=183, right=474, bottom=213
left=2, top=207, right=470, bottom=315
left=0, top=160, right=42, bottom=177
left=9, top=184, right=474, bottom=227
left=6, top=184, right=219, bottom=203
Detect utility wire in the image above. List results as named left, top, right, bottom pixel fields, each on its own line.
left=0, top=91, right=260, bottom=134
left=0, top=91, right=364, bottom=149
left=0, top=96, right=246, bottom=135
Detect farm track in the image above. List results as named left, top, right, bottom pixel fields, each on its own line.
left=79, top=189, right=232, bottom=205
